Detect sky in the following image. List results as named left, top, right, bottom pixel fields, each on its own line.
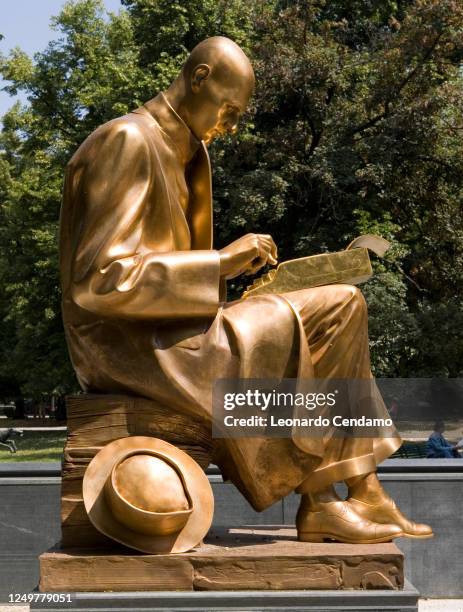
left=0, top=0, right=122, bottom=117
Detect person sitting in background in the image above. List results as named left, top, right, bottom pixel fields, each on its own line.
left=426, top=420, right=461, bottom=458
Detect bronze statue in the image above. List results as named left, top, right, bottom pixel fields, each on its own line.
left=59, top=36, right=432, bottom=546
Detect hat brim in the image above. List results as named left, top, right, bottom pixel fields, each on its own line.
left=83, top=436, right=214, bottom=554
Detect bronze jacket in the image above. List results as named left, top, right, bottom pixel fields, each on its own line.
left=59, top=93, right=323, bottom=510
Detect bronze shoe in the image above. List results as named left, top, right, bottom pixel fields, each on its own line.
left=296, top=499, right=403, bottom=544
left=348, top=496, right=433, bottom=539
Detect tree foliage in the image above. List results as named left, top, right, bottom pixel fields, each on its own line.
left=0, top=0, right=462, bottom=397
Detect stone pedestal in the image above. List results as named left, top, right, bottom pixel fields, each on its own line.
left=30, top=582, right=420, bottom=612
left=48, top=396, right=411, bottom=610
left=39, top=526, right=404, bottom=592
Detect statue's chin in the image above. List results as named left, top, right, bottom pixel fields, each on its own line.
left=203, top=127, right=227, bottom=144
left=203, top=131, right=218, bottom=145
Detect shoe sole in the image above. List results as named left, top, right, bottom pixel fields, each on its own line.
left=298, top=532, right=400, bottom=544
left=396, top=532, right=434, bottom=540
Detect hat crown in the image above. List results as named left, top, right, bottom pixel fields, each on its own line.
left=105, top=450, right=194, bottom=537
left=114, top=454, right=190, bottom=513
left=83, top=436, right=214, bottom=553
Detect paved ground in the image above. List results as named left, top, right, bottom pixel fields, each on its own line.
left=1, top=600, right=463, bottom=611
left=420, top=601, right=463, bottom=612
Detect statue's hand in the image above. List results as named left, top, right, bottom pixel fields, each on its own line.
left=219, top=233, right=278, bottom=280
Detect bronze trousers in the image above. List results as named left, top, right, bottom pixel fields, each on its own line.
left=281, top=284, right=401, bottom=491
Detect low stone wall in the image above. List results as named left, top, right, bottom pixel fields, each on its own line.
left=0, top=459, right=461, bottom=599
left=0, top=464, right=61, bottom=601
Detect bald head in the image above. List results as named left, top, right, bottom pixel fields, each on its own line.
left=165, top=37, right=255, bottom=144
left=182, top=36, right=254, bottom=93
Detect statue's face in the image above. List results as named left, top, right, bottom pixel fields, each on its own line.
left=202, top=100, right=244, bottom=144
left=186, top=62, right=254, bottom=144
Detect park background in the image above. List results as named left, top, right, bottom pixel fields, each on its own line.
left=0, top=0, right=462, bottom=432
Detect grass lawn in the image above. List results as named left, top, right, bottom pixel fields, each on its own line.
left=0, top=430, right=66, bottom=462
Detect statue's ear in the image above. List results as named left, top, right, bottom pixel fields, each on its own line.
left=191, top=64, right=210, bottom=92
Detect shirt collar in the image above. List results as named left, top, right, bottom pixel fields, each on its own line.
left=140, top=92, right=201, bottom=164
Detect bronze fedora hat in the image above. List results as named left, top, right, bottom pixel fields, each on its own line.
left=83, top=436, right=214, bottom=554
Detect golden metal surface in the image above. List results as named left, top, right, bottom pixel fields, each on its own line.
left=112, top=453, right=191, bottom=513
left=60, top=36, right=426, bottom=545
left=242, top=234, right=391, bottom=298
left=345, top=234, right=390, bottom=255
left=348, top=496, right=433, bottom=539
left=83, top=437, right=214, bottom=554
left=296, top=493, right=403, bottom=544
left=105, top=451, right=193, bottom=537
left=242, top=245, right=373, bottom=298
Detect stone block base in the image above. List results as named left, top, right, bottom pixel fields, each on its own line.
left=30, top=583, right=420, bottom=612
left=39, top=526, right=404, bottom=593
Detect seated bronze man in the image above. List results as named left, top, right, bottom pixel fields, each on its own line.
left=59, top=36, right=432, bottom=543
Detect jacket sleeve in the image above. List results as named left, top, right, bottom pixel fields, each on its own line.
left=68, top=119, right=221, bottom=320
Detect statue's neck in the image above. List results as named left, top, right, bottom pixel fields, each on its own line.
left=143, top=92, right=201, bottom=164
